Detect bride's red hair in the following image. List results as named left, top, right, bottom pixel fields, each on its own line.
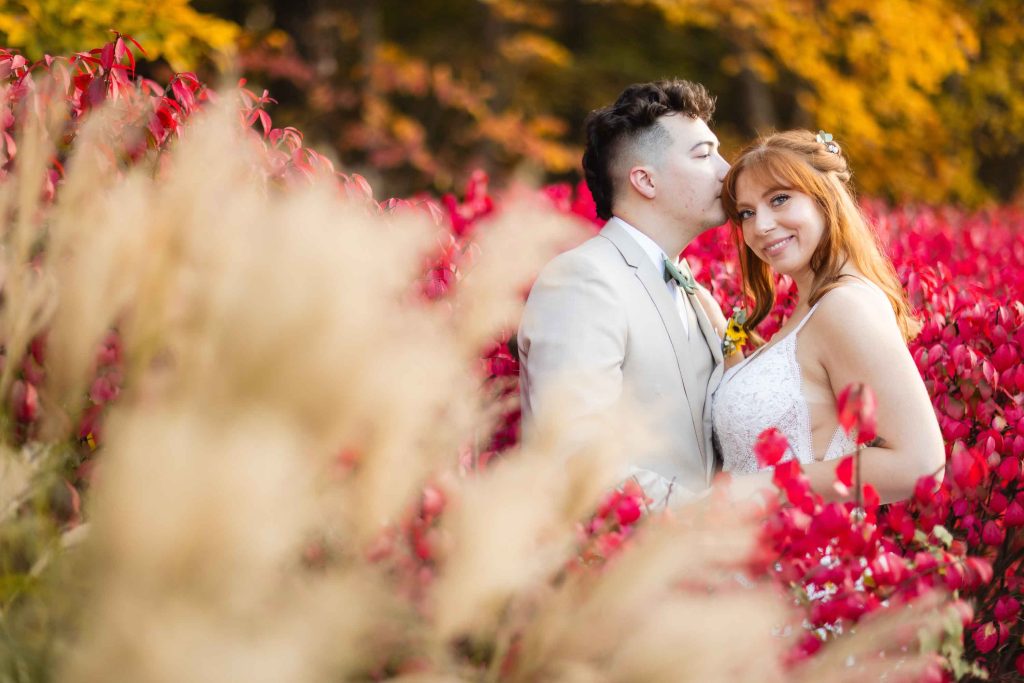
left=721, top=130, right=919, bottom=341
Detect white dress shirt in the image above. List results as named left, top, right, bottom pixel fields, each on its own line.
left=609, top=216, right=690, bottom=337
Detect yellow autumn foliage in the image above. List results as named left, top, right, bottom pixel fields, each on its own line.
left=0, top=0, right=238, bottom=70
left=629, top=0, right=982, bottom=202
left=935, top=0, right=1024, bottom=201
left=499, top=31, right=573, bottom=68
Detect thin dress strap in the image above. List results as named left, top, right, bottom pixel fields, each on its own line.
left=729, top=300, right=822, bottom=372
left=789, top=301, right=824, bottom=336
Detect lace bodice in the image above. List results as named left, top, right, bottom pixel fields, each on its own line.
left=712, top=298, right=857, bottom=473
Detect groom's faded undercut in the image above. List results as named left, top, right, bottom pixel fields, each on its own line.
left=583, top=79, right=715, bottom=220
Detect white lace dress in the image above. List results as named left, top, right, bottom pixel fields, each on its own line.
left=712, top=298, right=856, bottom=473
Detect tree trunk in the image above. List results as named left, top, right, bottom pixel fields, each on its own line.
left=738, top=56, right=777, bottom=135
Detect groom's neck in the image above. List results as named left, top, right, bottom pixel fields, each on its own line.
left=614, top=208, right=695, bottom=258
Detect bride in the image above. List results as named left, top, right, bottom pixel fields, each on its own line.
left=709, top=130, right=945, bottom=503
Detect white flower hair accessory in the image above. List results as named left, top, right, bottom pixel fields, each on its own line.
left=816, top=130, right=841, bottom=155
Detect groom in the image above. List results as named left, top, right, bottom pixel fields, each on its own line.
left=517, top=79, right=729, bottom=505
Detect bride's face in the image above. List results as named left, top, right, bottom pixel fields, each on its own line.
left=733, top=172, right=825, bottom=278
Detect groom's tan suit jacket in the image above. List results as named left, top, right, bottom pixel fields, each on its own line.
left=518, top=219, right=724, bottom=500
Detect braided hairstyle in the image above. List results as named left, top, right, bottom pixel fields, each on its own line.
left=721, top=130, right=919, bottom=341
left=583, top=79, right=715, bottom=221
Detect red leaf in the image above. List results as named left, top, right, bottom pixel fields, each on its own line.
left=171, top=78, right=195, bottom=110
left=950, top=443, right=988, bottom=490
left=912, top=550, right=937, bottom=573
left=420, top=484, right=445, bottom=518
left=125, top=34, right=147, bottom=55
left=943, top=562, right=965, bottom=591
left=997, top=455, right=1020, bottom=482
left=615, top=496, right=642, bottom=526
left=973, top=622, right=998, bottom=654
left=754, top=427, right=789, bottom=468
left=862, top=483, right=880, bottom=509
left=835, top=454, right=854, bottom=491
left=981, top=520, right=1006, bottom=546
left=869, top=552, right=907, bottom=586
left=349, top=173, right=374, bottom=199
left=994, top=596, right=1020, bottom=623
left=10, top=380, right=38, bottom=422
left=964, top=557, right=994, bottom=587
left=771, top=458, right=800, bottom=488
left=85, top=76, right=106, bottom=107
left=100, top=42, right=114, bottom=70
left=836, top=382, right=878, bottom=444
left=1005, top=501, right=1024, bottom=527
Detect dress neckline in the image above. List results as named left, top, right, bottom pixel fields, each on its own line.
left=726, top=276, right=889, bottom=380
left=727, top=302, right=820, bottom=378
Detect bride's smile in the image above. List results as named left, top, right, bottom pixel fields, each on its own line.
left=762, top=234, right=794, bottom=255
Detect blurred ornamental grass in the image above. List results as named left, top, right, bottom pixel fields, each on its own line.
left=0, top=79, right=953, bottom=682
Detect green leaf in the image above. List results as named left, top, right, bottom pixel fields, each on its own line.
left=932, top=525, right=953, bottom=548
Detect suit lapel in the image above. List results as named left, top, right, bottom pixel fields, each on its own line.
left=688, top=287, right=724, bottom=368
left=600, top=222, right=707, bottom=462
left=687, top=285, right=726, bottom=483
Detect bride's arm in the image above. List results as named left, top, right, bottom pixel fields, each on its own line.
left=796, top=287, right=945, bottom=504
left=725, top=287, right=945, bottom=505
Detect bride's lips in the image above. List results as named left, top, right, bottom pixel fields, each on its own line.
left=762, top=235, right=793, bottom=256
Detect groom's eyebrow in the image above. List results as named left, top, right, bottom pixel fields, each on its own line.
left=689, top=140, right=717, bottom=152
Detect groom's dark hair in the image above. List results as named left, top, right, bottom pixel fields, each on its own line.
left=583, top=79, right=716, bottom=220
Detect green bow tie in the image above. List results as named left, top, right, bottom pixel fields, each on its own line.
left=664, top=258, right=697, bottom=294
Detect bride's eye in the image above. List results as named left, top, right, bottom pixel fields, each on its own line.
left=770, top=194, right=790, bottom=207
left=738, top=209, right=754, bottom=220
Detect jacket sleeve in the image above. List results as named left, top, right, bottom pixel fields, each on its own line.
left=517, top=249, right=627, bottom=432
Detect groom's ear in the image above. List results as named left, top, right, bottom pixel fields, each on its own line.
left=627, top=166, right=657, bottom=200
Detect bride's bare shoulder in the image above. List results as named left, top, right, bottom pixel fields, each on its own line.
left=811, top=279, right=901, bottom=343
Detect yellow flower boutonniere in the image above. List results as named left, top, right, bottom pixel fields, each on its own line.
left=722, top=307, right=749, bottom=358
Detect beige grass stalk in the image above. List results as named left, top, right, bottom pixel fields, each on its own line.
left=63, top=405, right=413, bottom=683
left=502, top=495, right=785, bottom=682
left=0, top=442, right=34, bottom=523
left=0, top=85, right=62, bottom=407
left=432, top=393, right=643, bottom=645
left=449, top=195, right=588, bottom=356
left=51, top=99, right=484, bottom=680
left=448, top=198, right=588, bottom=462
left=42, top=106, right=151, bottom=437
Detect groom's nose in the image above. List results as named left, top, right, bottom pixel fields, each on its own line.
left=715, top=154, right=730, bottom=180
